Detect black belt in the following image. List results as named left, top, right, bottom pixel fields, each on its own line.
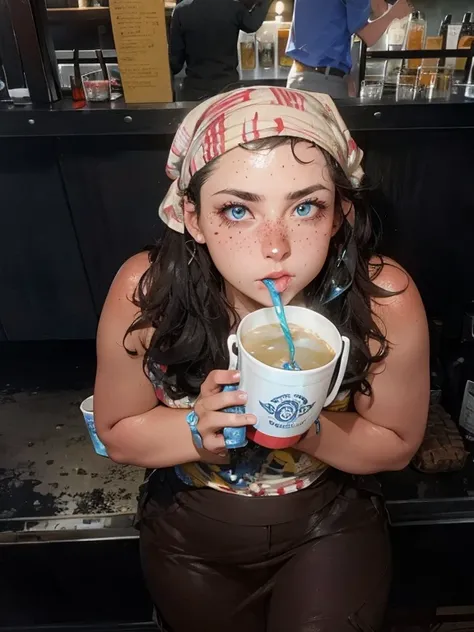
left=294, top=61, right=346, bottom=78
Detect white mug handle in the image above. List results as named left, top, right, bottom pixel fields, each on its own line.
left=324, top=336, right=351, bottom=408
left=227, top=334, right=239, bottom=372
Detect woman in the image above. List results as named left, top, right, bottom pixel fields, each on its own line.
left=94, top=87, right=429, bottom=632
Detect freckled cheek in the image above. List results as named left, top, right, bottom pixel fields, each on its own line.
left=288, top=225, right=331, bottom=269
left=289, top=224, right=331, bottom=246
left=206, top=230, right=253, bottom=258
left=208, top=233, right=259, bottom=287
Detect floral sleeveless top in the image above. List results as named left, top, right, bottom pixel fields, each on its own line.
left=147, top=361, right=350, bottom=497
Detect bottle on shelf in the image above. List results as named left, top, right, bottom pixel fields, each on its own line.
left=439, top=13, right=452, bottom=48
left=459, top=12, right=473, bottom=42
left=465, top=49, right=474, bottom=99
left=456, top=12, right=474, bottom=71
left=403, top=11, right=427, bottom=70
left=257, top=26, right=275, bottom=69
left=438, top=13, right=452, bottom=67
left=239, top=32, right=257, bottom=71
left=277, top=26, right=291, bottom=67
left=384, top=16, right=409, bottom=85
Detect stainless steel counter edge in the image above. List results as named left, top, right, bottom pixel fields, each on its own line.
left=1, top=98, right=474, bottom=137
left=2, top=497, right=474, bottom=545
left=0, top=511, right=138, bottom=545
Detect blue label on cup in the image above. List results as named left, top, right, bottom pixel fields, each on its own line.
left=81, top=409, right=108, bottom=457
left=259, top=394, right=316, bottom=430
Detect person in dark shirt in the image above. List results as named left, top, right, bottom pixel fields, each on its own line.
left=169, top=0, right=271, bottom=101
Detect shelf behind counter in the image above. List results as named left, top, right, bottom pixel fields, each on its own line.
left=1, top=94, right=474, bottom=138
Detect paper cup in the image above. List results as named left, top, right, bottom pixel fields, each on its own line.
left=228, top=306, right=350, bottom=449
left=79, top=395, right=108, bottom=458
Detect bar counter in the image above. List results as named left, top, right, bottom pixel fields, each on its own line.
left=1, top=93, right=474, bottom=529
left=1, top=94, right=474, bottom=137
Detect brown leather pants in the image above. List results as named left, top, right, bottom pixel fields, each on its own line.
left=139, top=469, right=391, bottom=632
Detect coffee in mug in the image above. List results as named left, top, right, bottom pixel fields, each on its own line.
left=241, top=323, right=335, bottom=371
left=226, top=306, right=350, bottom=449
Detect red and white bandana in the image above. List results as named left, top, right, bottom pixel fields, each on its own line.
left=159, top=86, right=364, bottom=233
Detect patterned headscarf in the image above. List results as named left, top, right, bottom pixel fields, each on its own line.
left=159, top=86, right=364, bottom=233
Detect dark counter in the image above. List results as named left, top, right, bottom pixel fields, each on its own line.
left=1, top=95, right=474, bottom=138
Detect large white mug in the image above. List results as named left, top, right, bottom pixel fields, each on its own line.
left=227, top=306, right=350, bottom=449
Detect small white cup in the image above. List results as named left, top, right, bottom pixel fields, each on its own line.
left=80, top=395, right=108, bottom=457
left=228, top=306, right=350, bottom=449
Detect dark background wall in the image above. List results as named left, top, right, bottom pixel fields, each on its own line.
left=0, top=135, right=170, bottom=340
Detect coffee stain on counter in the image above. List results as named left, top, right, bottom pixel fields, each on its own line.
left=0, top=389, right=144, bottom=524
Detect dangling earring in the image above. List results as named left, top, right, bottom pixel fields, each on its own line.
left=318, top=220, right=357, bottom=305
left=186, top=240, right=197, bottom=266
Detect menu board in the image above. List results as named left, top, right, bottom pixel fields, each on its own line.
left=109, top=0, right=172, bottom=103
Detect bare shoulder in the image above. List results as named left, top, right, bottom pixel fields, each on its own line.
left=370, top=255, right=410, bottom=295
left=97, top=251, right=152, bottom=354
left=107, top=251, right=151, bottom=305
left=369, top=255, right=426, bottom=332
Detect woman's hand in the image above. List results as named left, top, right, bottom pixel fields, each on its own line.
left=194, top=370, right=256, bottom=456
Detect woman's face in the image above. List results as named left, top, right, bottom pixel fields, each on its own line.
left=185, top=141, right=340, bottom=313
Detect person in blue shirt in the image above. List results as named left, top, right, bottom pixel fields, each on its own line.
left=286, top=0, right=413, bottom=98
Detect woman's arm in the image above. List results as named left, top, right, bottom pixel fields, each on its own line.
left=94, top=253, right=226, bottom=468
left=296, top=260, right=430, bottom=474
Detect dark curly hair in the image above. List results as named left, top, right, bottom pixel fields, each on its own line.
left=126, top=137, right=398, bottom=401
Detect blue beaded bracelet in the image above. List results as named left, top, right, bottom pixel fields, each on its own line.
left=186, top=410, right=203, bottom=449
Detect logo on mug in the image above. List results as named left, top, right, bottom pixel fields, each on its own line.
left=259, top=394, right=315, bottom=429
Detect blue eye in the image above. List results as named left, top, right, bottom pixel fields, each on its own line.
left=223, top=205, right=248, bottom=221
left=294, top=202, right=314, bottom=218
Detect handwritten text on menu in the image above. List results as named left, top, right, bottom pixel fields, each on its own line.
left=110, top=0, right=172, bottom=103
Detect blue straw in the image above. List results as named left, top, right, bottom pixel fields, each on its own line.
left=263, top=279, right=301, bottom=371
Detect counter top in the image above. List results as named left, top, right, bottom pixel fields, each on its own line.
left=2, top=338, right=474, bottom=545
left=0, top=341, right=143, bottom=545
left=1, top=95, right=473, bottom=138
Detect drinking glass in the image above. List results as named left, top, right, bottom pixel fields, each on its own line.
left=82, top=70, right=111, bottom=102
left=396, top=70, right=416, bottom=101
left=416, top=66, right=453, bottom=101
left=360, top=79, right=384, bottom=100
